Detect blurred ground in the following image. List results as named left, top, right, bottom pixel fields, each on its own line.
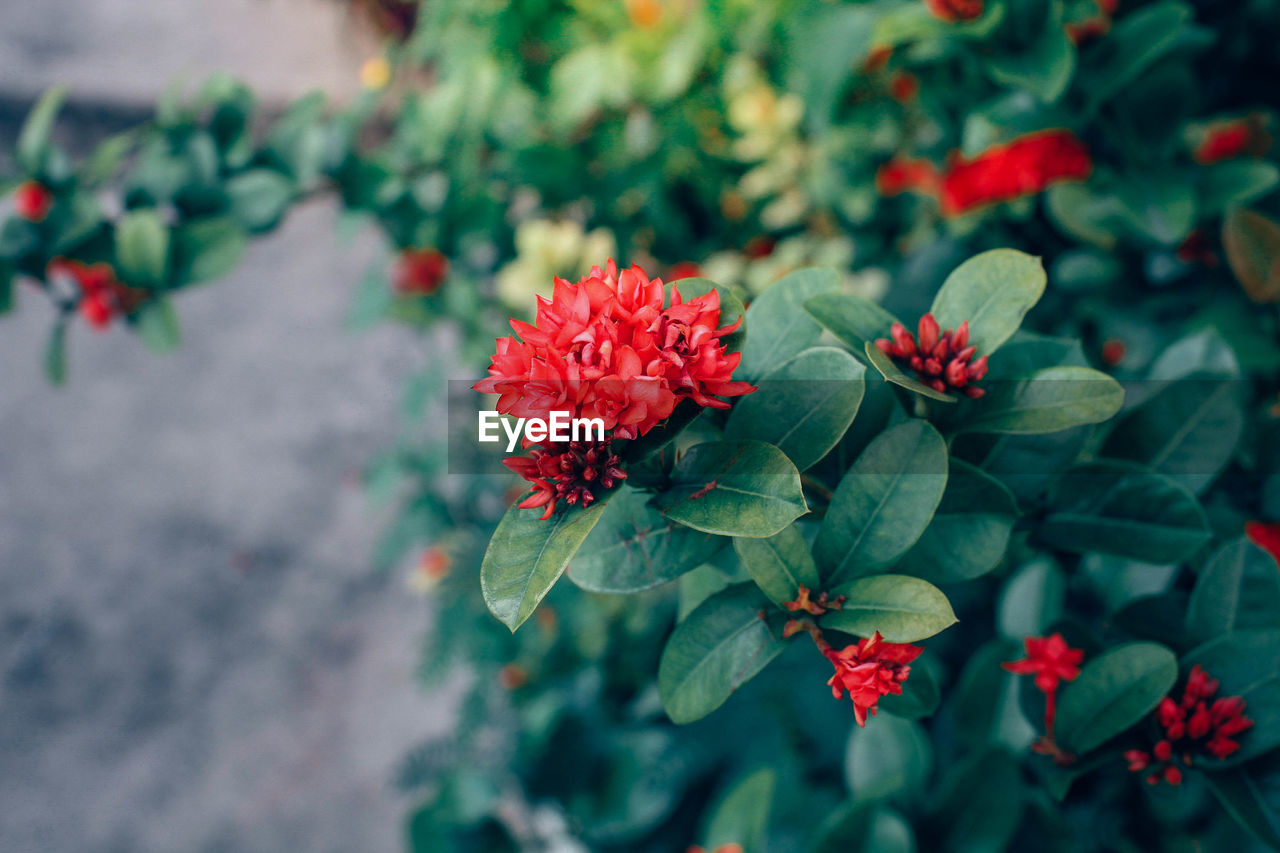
left=0, top=3, right=459, bottom=852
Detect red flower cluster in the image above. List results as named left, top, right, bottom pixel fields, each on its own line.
left=876, top=157, right=940, bottom=198
left=48, top=259, right=141, bottom=330
left=1246, top=520, right=1280, bottom=567
left=940, top=130, right=1092, bottom=216
left=477, top=261, right=753, bottom=517
left=1193, top=115, right=1271, bottom=165
left=825, top=631, right=923, bottom=727
left=1125, top=665, right=1253, bottom=786
left=503, top=439, right=627, bottom=519
left=1003, top=633, right=1084, bottom=694
left=14, top=181, right=53, bottom=222
left=1004, top=633, right=1084, bottom=763
left=394, top=248, right=449, bottom=295
left=925, top=0, right=983, bottom=21
left=875, top=312, right=989, bottom=397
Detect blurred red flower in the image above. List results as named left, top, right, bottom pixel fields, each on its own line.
left=940, top=129, right=1092, bottom=216
left=925, top=0, right=983, bottom=21
left=394, top=248, right=449, bottom=295
left=1194, top=115, right=1272, bottom=164
left=876, top=157, right=940, bottom=197
left=1003, top=633, right=1084, bottom=694
left=1246, top=521, right=1280, bottom=567
left=13, top=181, right=53, bottom=222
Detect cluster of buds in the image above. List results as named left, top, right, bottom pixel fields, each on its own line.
left=48, top=258, right=142, bottom=330
left=1125, top=665, right=1253, bottom=786
left=503, top=439, right=627, bottom=520
left=875, top=313, right=989, bottom=397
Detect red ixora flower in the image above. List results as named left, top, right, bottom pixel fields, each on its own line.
left=1003, top=633, right=1085, bottom=694
left=825, top=631, right=924, bottom=726
left=925, top=0, right=983, bottom=21
left=940, top=129, right=1092, bottom=216
left=1193, top=114, right=1271, bottom=165
left=394, top=247, right=449, bottom=295
left=1246, top=521, right=1280, bottom=568
left=875, top=312, right=989, bottom=397
left=48, top=258, right=141, bottom=331
left=667, top=261, right=703, bottom=281
left=503, top=439, right=626, bottom=520
left=876, top=157, right=941, bottom=198
left=1126, top=665, right=1253, bottom=786
left=14, top=180, right=53, bottom=222
left=476, top=261, right=753, bottom=517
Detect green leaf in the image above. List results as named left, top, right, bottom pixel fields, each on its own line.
left=658, top=583, right=786, bottom=724
left=813, top=803, right=915, bottom=853
left=1101, top=377, right=1244, bottom=494
left=0, top=260, right=14, bottom=315
left=814, top=420, right=948, bottom=584
left=733, top=524, right=820, bottom=608
left=569, top=487, right=724, bottom=593
left=480, top=500, right=610, bottom=631
left=170, top=218, right=248, bottom=286
left=1186, top=539, right=1280, bottom=645
left=878, top=661, right=941, bottom=720
left=1205, top=768, right=1280, bottom=851
left=864, top=341, right=957, bottom=403
left=928, top=750, right=1025, bottom=853
left=803, top=291, right=901, bottom=356
left=931, top=249, right=1047, bottom=357
left=953, top=640, right=1037, bottom=751
left=845, top=713, right=932, bottom=804
left=135, top=299, right=181, bottom=353
left=958, top=366, right=1123, bottom=434
left=44, top=321, right=68, bottom=386
left=114, top=209, right=170, bottom=287
left=1182, top=630, right=1280, bottom=763
left=1223, top=207, right=1280, bottom=304
left=1039, top=460, right=1211, bottom=562
left=226, top=169, right=296, bottom=232
left=738, top=267, right=841, bottom=382
left=985, top=0, right=1075, bottom=103
left=653, top=440, right=807, bottom=538
left=725, top=347, right=866, bottom=471
left=17, top=86, right=68, bottom=173
left=824, top=575, right=957, bottom=643
left=1055, top=642, right=1178, bottom=755
left=895, top=459, right=1017, bottom=583
left=701, top=768, right=776, bottom=853
left=1201, top=161, right=1280, bottom=217
left=998, top=558, right=1066, bottom=640
left=1083, top=1, right=1194, bottom=112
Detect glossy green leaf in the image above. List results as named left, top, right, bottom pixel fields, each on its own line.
left=1201, top=161, right=1280, bottom=217
left=226, top=168, right=296, bottom=232
left=1039, top=460, right=1211, bottom=562
left=1205, top=768, right=1280, bottom=851
left=1182, top=630, right=1280, bottom=763
left=958, top=366, right=1123, bottom=434
left=1055, top=642, right=1178, bottom=755
left=985, top=0, right=1075, bottom=103
left=1101, top=377, right=1244, bottom=494
left=701, top=768, right=776, bottom=853
left=725, top=347, right=866, bottom=471
left=658, top=583, right=786, bottom=724
left=481, top=500, right=610, bottom=631
left=930, top=249, right=1047, bottom=357
left=928, top=750, right=1024, bottom=853
left=1186, top=539, right=1280, bottom=645
left=998, top=558, right=1066, bottom=640
left=1083, top=1, right=1194, bottom=112
left=845, top=713, right=932, bottom=804
left=569, top=487, right=723, bottom=593
left=171, top=218, right=248, bottom=286
left=863, top=341, right=956, bottom=403
left=733, top=524, right=819, bottom=608
left=824, top=575, right=957, bottom=643
left=952, top=640, right=1037, bottom=751
left=895, top=459, right=1017, bottom=583
left=814, top=420, right=948, bottom=584
left=738, top=267, right=841, bottom=382
left=17, top=86, right=68, bottom=173
left=135, top=299, right=181, bottom=353
left=803, top=290, right=901, bottom=356
left=654, top=440, right=807, bottom=538
left=114, top=209, right=170, bottom=287
left=813, top=803, right=915, bottom=853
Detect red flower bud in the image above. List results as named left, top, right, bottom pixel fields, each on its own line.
left=14, top=180, right=53, bottom=222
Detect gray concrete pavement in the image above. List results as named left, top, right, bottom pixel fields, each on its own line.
left=0, top=201, right=461, bottom=852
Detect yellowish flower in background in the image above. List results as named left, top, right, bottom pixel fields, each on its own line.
left=360, top=56, right=392, bottom=90
left=496, top=219, right=617, bottom=312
